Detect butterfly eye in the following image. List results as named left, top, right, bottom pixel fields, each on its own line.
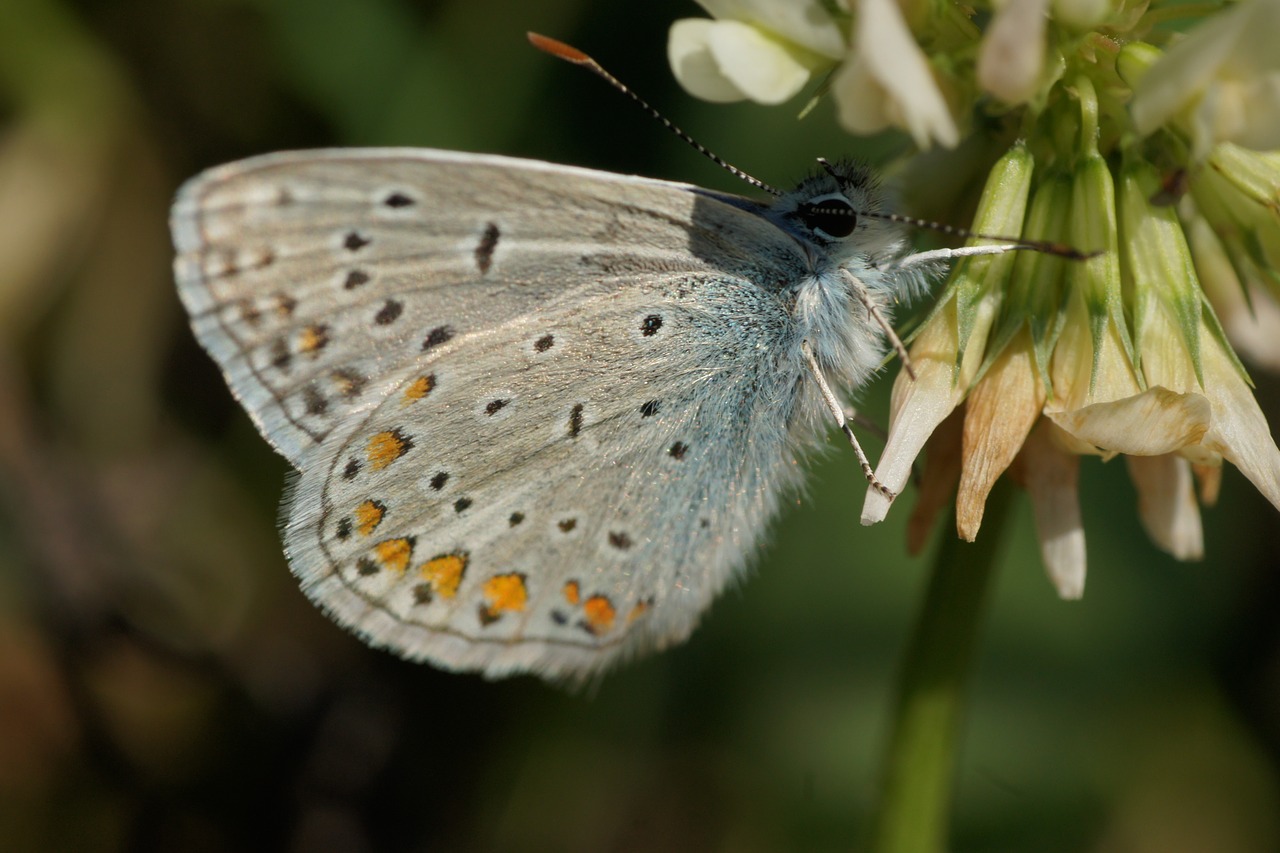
left=800, top=197, right=858, bottom=240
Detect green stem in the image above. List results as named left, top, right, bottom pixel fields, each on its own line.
left=868, top=483, right=1013, bottom=853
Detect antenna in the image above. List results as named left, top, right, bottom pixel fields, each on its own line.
left=529, top=36, right=1097, bottom=262
left=528, top=32, right=781, bottom=197
left=815, top=158, right=1098, bottom=261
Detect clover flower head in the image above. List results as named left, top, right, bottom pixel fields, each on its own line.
left=667, top=0, right=1280, bottom=595
left=861, top=94, right=1280, bottom=596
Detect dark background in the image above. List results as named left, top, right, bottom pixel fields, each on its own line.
left=2, top=0, right=1279, bottom=850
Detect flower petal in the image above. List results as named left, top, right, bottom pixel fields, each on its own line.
left=1012, top=420, right=1087, bottom=599
left=1198, top=339, right=1280, bottom=511
left=978, top=0, right=1049, bottom=105
left=1131, top=0, right=1280, bottom=155
left=907, top=407, right=965, bottom=555
left=707, top=19, right=814, bottom=104
left=833, top=0, right=959, bottom=148
left=1187, top=212, right=1280, bottom=372
left=1045, top=289, right=1142, bottom=433
left=1046, top=386, right=1213, bottom=455
left=1130, top=9, right=1247, bottom=136
left=1193, top=461, right=1223, bottom=507
left=957, top=328, right=1045, bottom=540
left=696, top=0, right=847, bottom=58
left=861, top=300, right=969, bottom=524
left=1125, top=454, right=1204, bottom=560
left=1193, top=74, right=1280, bottom=154
left=669, top=19, right=751, bottom=102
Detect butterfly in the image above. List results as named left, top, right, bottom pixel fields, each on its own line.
left=170, top=36, right=1008, bottom=682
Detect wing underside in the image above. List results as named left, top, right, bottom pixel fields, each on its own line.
left=172, top=149, right=820, bottom=679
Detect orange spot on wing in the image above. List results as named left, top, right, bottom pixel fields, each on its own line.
left=354, top=500, right=385, bottom=536
left=479, top=573, right=528, bottom=624
left=562, top=580, right=581, bottom=606
left=373, top=538, right=413, bottom=573
left=403, top=374, right=436, bottom=402
left=297, top=323, right=329, bottom=355
left=366, top=429, right=412, bottom=470
left=582, top=595, right=616, bottom=635
left=421, top=553, right=467, bottom=599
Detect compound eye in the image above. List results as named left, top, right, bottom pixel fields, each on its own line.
left=800, top=197, right=857, bottom=239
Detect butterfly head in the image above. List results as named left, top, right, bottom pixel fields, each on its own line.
left=767, top=159, right=903, bottom=264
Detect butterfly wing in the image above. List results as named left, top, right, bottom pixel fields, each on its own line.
left=172, top=149, right=822, bottom=680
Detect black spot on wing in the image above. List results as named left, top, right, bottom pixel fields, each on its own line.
left=475, top=222, right=500, bottom=274
left=641, top=315, right=663, bottom=336
left=422, top=325, right=454, bottom=351
left=373, top=300, right=402, bottom=326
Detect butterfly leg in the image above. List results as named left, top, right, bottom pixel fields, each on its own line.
left=839, top=268, right=916, bottom=380
left=801, top=339, right=896, bottom=500
left=864, top=245, right=1023, bottom=382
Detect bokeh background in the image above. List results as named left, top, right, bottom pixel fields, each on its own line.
left=3, top=0, right=1279, bottom=851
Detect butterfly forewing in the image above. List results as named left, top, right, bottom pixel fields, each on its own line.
left=173, top=149, right=821, bottom=679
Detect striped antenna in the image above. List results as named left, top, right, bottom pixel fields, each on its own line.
left=528, top=32, right=781, bottom=197
left=527, top=37, right=1097, bottom=262
left=814, top=159, right=1098, bottom=260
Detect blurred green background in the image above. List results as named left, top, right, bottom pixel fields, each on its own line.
left=2, top=0, right=1279, bottom=850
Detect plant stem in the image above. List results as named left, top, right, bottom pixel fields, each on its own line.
left=868, top=482, right=1012, bottom=853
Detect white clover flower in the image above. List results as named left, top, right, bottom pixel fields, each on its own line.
left=832, top=0, right=959, bottom=148
left=1130, top=0, right=1280, bottom=158
left=862, top=112, right=1280, bottom=597
left=1184, top=143, right=1280, bottom=370
left=656, top=0, right=1280, bottom=835
left=667, top=0, right=846, bottom=105
left=664, top=0, right=1280, bottom=597
left=1186, top=212, right=1280, bottom=372
left=977, top=0, right=1050, bottom=105
left=669, top=0, right=960, bottom=148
